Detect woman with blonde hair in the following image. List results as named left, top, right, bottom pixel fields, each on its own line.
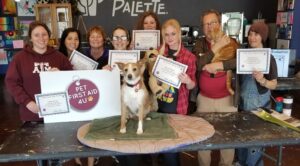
left=157, top=18, right=197, bottom=166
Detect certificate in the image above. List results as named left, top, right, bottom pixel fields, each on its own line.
left=132, top=30, right=160, bottom=50
left=152, top=55, right=188, bottom=89
left=69, top=50, right=99, bottom=70
left=237, top=48, right=271, bottom=74
left=108, top=50, right=140, bottom=67
left=35, top=92, right=70, bottom=117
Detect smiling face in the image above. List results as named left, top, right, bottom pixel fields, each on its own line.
left=143, top=15, right=157, bottom=30
left=89, top=31, right=104, bottom=49
left=248, top=31, right=263, bottom=48
left=64, top=32, right=79, bottom=54
left=112, top=28, right=129, bottom=50
left=163, top=25, right=180, bottom=50
left=31, top=26, right=49, bottom=54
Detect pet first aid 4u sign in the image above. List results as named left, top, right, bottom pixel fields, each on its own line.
left=39, top=70, right=121, bottom=123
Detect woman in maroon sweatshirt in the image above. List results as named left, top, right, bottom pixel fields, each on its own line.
left=5, top=21, right=73, bottom=122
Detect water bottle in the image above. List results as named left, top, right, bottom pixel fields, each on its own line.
left=283, top=95, right=293, bottom=116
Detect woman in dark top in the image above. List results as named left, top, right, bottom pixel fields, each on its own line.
left=237, top=21, right=278, bottom=166
left=58, top=27, right=81, bottom=58
left=84, top=26, right=109, bottom=69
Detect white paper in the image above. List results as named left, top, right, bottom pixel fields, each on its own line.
left=69, top=50, right=99, bottom=70
left=237, top=48, right=271, bottom=74
left=152, top=55, right=188, bottom=89
left=132, top=30, right=160, bottom=50
left=108, top=50, right=140, bottom=67
left=39, top=70, right=121, bottom=123
left=35, top=92, right=70, bottom=117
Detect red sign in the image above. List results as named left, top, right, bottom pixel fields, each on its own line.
left=68, top=79, right=99, bottom=111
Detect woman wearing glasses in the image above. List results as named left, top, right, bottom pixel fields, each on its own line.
left=102, top=26, right=130, bottom=70
left=111, top=26, right=130, bottom=50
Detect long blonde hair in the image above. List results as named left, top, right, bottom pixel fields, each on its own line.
left=160, top=19, right=182, bottom=56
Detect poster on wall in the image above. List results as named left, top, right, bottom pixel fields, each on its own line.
left=0, top=49, right=8, bottom=65
left=1, top=0, right=17, bottom=15
left=39, top=70, right=121, bottom=123
left=20, top=20, right=33, bottom=37
left=0, top=31, right=17, bottom=48
left=16, top=0, right=36, bottom=16
left=0, top=17, right=16, bottom=31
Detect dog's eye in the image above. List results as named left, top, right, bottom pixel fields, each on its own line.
left=124, top=69, right=128, bottom=72
left=133, top=68, right=137, bottom=71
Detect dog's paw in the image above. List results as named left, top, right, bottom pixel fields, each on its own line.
left=146, top=117, right=151, bottom=121
left=137, top=128, right=143, bottom=135
left=120, top=128, right=126, bottom=134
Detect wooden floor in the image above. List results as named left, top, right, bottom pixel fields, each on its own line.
left=0, top=75, right=300, bottom=166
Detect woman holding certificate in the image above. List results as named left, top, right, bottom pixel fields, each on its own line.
left=236, top=22, right=277, bottom=166
left=130, top=11, right=161, bottom=50
left=84, top=26, right=110, bottom=69
left=59, top=27, right=81, bottom=58
left=102, top=26, right=131, bottom=70
left=157, top=18, right=196, bottom=166
left=5, top=21, right=72, bottom=122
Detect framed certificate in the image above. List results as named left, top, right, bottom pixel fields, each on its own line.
left=152, top=55, right=188, bottom=89
left=132, top=30, right=160, bottom=50
left=69, top=50, right=99, bottom=70
left=108, top=50, right=140, bottom=66
left=237, top=48, right=271, bottom=74
left=35, top=92, right=70, bottom=117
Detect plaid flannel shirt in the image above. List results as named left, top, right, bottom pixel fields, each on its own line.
left=162, top=45, right=196, bottom=115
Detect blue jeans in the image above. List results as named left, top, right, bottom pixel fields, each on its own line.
left=238, top=75, right=270, bottom=166
left=236, top=147, right=263, bottom=166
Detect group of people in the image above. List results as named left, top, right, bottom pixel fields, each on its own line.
left=5, top=8, right=277, bottom=166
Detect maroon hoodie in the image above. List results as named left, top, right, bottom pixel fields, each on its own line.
left=5, top=45, right=73, bottom=122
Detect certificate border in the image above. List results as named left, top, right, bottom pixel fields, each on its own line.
left=35, top=92, right=70, bottom=117
left=152, top=55, right=188, bottom=89
left=132, top=30, right=160, bottom=50
left=237, top=48, right=271, bottom=74
left=69, top=50, right=99, bottom=70
left=108, top=50, right=140, bottom=66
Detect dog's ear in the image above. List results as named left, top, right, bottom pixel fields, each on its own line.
left=115, top=62, right=125, bottom=70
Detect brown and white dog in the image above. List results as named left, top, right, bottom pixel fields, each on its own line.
left=116, top=61, right=158, bottom=135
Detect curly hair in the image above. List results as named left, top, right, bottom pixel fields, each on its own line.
left=135, top=11, right=161, bottom=30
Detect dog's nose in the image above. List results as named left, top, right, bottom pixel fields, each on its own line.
left=127, top=74, right=132, bottom=80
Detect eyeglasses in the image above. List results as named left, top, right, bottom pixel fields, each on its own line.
left=112, top=36, right=128, bottom=41
left=202, top=21, right=219, bottom=27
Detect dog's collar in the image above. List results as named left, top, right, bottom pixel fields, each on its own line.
left=126, top=81, right=141, bottom=92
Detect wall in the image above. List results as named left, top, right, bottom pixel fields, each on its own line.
left=74, top=0, right=277, bottom=35
left=291, top=0, right=300, bottom=58
left=19, top=0, right=277, bottom=37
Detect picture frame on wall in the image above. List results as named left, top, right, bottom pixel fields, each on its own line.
left=1, top=0, right=17, bottom=15
left=16, top=0, right=36, bottom=16
left=19, top=20, right=34, bottom=37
